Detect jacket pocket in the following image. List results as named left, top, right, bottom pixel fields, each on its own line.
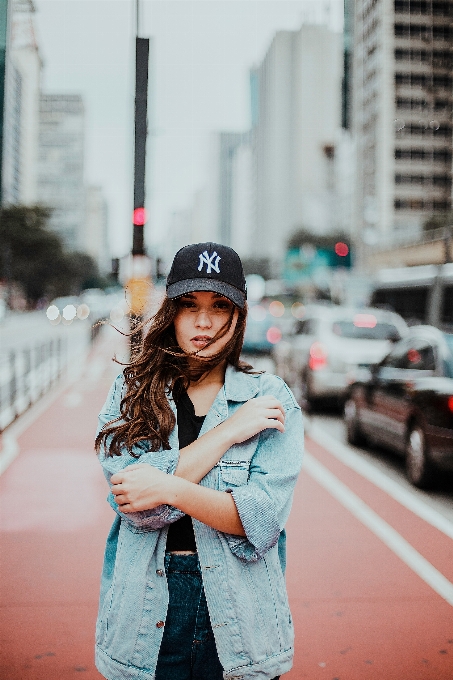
left=218, top=461, right=250, bottom=490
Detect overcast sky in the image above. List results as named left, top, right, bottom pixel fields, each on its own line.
left=34, top=0, right=342, bottom=258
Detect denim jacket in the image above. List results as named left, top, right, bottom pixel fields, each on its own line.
left=95, top=365, right=304, bottom=680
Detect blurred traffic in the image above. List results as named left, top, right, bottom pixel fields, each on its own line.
left=241, top=279, right=453, bottom=494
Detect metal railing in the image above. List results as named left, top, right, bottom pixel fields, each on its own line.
left=0, top=337, right=67, bottom=432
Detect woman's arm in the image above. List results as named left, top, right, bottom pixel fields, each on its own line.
left=110, top=395, right=287, bottom=534
left=111, top=464, right=245, bottom=535
left=174, top=395, right=285, bottom=483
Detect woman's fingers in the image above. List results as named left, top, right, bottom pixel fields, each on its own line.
left=265, top=407, right=285, bottom=424
left=263, top=419, right=285, bottom=433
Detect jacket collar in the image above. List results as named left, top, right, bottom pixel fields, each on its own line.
left=224, top=364, right=260, bottom=402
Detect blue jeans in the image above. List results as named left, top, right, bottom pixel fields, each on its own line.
left=155, top=553, right=280, bottom=680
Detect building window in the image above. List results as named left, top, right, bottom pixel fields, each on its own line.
left=433, top=175, right=452, bottom=187
left=395, top=23, right=453, bottom=40
left=404, top=123, right=452, bottom=137
left=435, top=99, right=450, bottom=110
left=396, top=97, right=428, bottom=109
left=433, top=200, right=452, bottom=210
left=395, top=198, right=451, bottom=210
left=395, top=174, right=452, bottom=187
left=394, top=0, right=453, bottom=15
left=395, top=48, right=453, bottom=66
left=395, top=148, right=453, bottom=162
left=395, top=73, right=453, bottom=89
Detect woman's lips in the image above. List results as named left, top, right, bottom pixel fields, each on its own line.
left=190, top=336, right=213, bottom=349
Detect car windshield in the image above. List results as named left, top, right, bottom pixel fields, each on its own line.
left=331, top=318, right=401, bottom=341
left=443, top=334, right=453, bottom=378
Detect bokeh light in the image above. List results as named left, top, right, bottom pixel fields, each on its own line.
left=291, top=302, right=305, bottom=319
left=62, top=304, right=77, bottom=321
left=46, top=304, right=59, bottom=321
left=266, top=326, right=282, bottom=344
left=110, top=306, right=125, bottom=322
left=269, top=300, right=285, bottom=317
left=77, top=303, right=90, bottom=320
left=249, top=305, right=267, bottom=321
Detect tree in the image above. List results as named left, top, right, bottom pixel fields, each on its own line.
left=288, top=228, right=349, bottom=251
left=0, top=205, right=102, bottom=306
left=423, top=211, right=453, bottom=234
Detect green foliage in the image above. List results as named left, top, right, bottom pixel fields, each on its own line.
left=288, top=228, right=349, bottom=251
left=423, top=211, right=453, bottom=233
left=0, top=205, right=102, bottom=306
left=241, top=257, right=271, bottom=280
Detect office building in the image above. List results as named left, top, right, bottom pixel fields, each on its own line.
left=2, top=0, right=42, bottom=205
left=252, top=24, right=343, bottom=266
left=84, top=185, right=109, bottom=272
left=37, top=94, right=85, bottom=250
left=352, top=0, right=453, bottom=248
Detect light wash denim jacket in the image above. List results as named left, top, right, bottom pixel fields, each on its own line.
left=95, top=365, right=304, bottom=680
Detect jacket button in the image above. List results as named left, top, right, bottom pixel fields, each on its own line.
left=156, top=569, right=164, bottom=576
left=156, top=621, right=165, bottom=628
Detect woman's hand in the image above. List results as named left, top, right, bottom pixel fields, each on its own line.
left=222, top=395, right=285, bottom=446
left=110, top=463, right=174, bottom=513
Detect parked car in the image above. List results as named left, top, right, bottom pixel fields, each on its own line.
left=273, top=304, right=407, bottom=407
left=344, top=325, right=453, bottom=488
left=242, top=304, right=283, bottom=355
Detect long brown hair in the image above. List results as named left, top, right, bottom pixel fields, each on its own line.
left=95, top=295, right=251, bottom=458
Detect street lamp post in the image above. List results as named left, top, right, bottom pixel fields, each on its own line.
left=128, top=0, right=151, bottom=357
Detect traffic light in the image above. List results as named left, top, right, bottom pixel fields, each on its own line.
left=327, top=242, right=352, bottom=268
left=133, top=207, right=147, bottom=226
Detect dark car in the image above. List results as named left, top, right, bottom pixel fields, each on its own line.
left=344, top=326, right=453, bottom=488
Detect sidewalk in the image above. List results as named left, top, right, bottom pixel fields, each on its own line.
left=1, top=329, right=452, bottom=679
left=0, top=329, right=120, bottom=680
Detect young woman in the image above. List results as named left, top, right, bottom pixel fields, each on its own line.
left=95, top=242, right=303, bottom=680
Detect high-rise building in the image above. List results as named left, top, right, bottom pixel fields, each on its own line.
left=84, top=185, right=109, bottom=273
left=352, top=0, right=453, bottom=250
left=252, top=24, right=343, bottom=266
left=37, top=94, right=85, bottom=250
left=2, top=0, right=42, bottom=205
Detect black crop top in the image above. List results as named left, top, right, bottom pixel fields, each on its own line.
left=165, top=391, right=206, bottom=552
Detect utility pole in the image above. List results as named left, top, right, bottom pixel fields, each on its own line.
left=128, top=0, right=152, bottom=357
left=0, top=0, right=11, bottom=204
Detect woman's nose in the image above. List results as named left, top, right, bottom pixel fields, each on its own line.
left=195, top=310, right=212, bottom=328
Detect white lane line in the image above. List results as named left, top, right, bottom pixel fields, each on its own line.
left=307, top=421, right=453, bottom=541
left=304, top=452, right=453, bottom=607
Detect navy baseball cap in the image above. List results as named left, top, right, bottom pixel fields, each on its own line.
left=166, top=242, right=247, bottom=309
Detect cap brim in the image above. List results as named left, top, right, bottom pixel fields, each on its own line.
left=167, top=278, right=246, bottom=308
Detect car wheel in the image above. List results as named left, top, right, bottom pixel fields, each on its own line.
left=298, top=370, right=315, bottom=411
left=405, top=424, right=435, bottom=489
left=344, top=395, right=366, bottom=447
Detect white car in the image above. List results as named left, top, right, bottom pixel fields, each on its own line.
left=273, top=304, right=408, bottom=408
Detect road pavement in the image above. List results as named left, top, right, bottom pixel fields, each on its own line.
left=0, top=337, right=452, bottom=679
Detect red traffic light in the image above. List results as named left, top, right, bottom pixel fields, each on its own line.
left=334, top=242, right=349, bottom=257
left=133, top=207, right=147, bottom=226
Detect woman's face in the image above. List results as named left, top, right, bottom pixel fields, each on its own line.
left=174, top=291, right=239, bottom=359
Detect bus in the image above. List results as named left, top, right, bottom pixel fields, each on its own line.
left=370, top=263, right=453, bottom=329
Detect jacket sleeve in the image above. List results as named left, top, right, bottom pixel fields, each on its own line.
left=97, top=374, right=185, bottom=530
left=227, top=379, right=304, bottom=562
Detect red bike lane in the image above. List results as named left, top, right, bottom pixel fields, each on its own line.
left=1, top=335, right=452, bottom=679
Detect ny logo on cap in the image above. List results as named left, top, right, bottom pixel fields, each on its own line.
left=198, top=250, right=221, bottom=274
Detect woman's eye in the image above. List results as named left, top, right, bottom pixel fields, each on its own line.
left=179, top=300, right=196, bottom=309
left=213, top=301, right=232, bottom=311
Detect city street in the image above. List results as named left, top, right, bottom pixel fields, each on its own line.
left=1, top=335, right=452, bottom=679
